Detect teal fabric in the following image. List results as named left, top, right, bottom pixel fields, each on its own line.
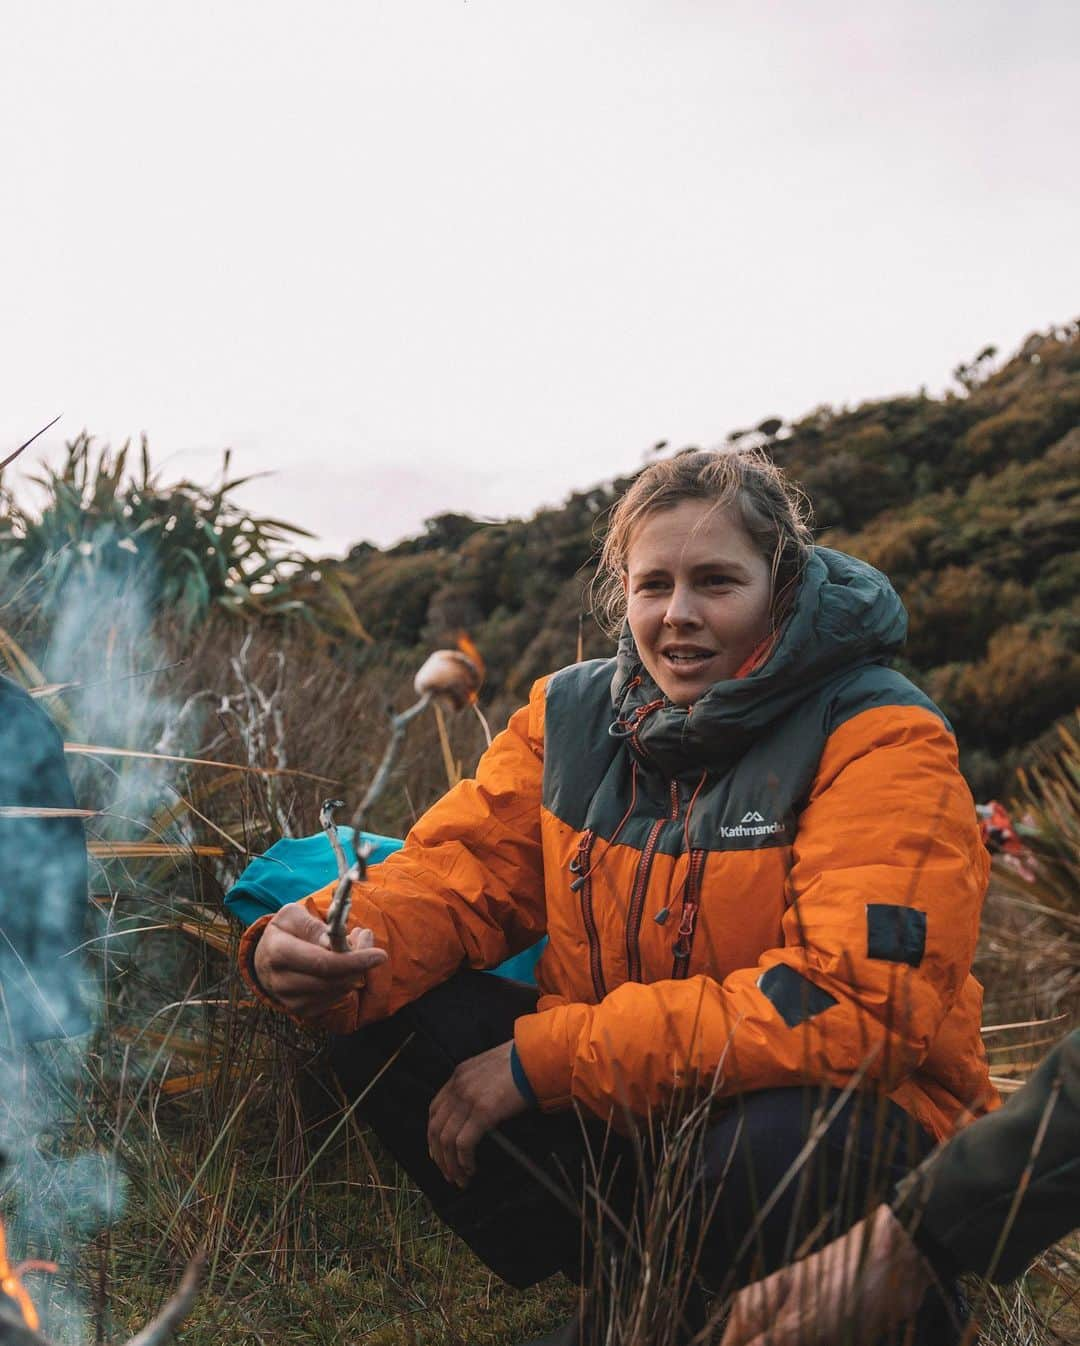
left=224, top=827, right=545, bottom=985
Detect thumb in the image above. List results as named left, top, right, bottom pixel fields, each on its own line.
left=274, top=902, right=334, bottom=943
left=347, top=926, right=377, bottom=952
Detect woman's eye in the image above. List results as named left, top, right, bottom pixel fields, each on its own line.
left=705, top=574, right=734, bottom=587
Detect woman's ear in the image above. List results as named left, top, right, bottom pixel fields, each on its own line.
left=620, top=569, right=629, bottom=598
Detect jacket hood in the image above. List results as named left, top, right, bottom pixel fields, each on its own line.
left=610, top=547, right=908, bottom=775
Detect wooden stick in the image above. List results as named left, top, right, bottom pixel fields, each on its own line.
left=324, top=693, right=431, bottom=951
left=433, top=702, right=458, bottom=789
left=319, top=798, right=349, bottom=879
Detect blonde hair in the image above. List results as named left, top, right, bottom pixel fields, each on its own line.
left=592, top=447, right=814, bottom=637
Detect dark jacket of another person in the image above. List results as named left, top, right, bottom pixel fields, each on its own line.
left=894, top=1028, right=1079, bottom=1283
left=0, top=676, right=89, bottom=1043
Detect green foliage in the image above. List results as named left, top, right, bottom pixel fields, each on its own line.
left=926, top=620, right=1080, bottom=752
left=0, top=434, right=367, bottom=640
left=338, top=322, right=1080, bottom=792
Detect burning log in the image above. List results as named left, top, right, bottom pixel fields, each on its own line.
left=0, top=1219, right=204, bottom=1346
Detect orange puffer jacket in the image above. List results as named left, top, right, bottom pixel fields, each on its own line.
left=240, top=549, right=997, bottom=1141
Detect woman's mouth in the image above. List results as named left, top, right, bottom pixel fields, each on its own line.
left=660, top=648, right=715, bottom=673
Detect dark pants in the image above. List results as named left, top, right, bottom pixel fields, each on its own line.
left=330, top=971, right=961, bottom=1342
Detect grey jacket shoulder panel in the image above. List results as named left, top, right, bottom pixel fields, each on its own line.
left=542, top=659, right=621, bottom=830
left=823, top=664, right=951, bottom=738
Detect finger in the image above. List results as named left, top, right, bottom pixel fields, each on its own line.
left=427, top=1092, right=450, bottom=1151
left=433, top=1106, right=472, bottom=1187
left=453, top=1116, right=485, bottom=1181
left=347, top=926, right=377, bottom=952
left=429, top=1102, right=464, bottom=1183
left=268, top=935, right=386, bottom=982
left=273, top=960, right=378, bottom=989
left=268, top=970, right=372, bottom=1011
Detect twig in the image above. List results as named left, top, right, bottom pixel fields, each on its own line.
left=471, top=702, right=493, bottom=747
left=319, top=798, right=349, bottom=879
left=0, top=1255, right=204, bottom=1346
left=324, top=693, right=431, bottom=951
left=119, top=1252, right=205, bottom=1346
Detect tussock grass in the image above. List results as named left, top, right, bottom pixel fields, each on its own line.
left=1, top=607, right=1076, bottom=1343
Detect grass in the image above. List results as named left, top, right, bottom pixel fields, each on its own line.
left=1, top=616, right=1077, bottom=1345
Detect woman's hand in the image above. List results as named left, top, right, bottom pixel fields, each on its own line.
left=252, top=903, right=387, bottom=1017
left=719, top=1205, right=934, bottom=1346
left=427, top=1040, right=528, bottom=1188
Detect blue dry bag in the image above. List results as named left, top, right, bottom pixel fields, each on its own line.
left=224, top=826, right=545, bottom=984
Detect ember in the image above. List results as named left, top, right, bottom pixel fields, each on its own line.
left=0, top=1217, right=43, bottom=1332
left=0, top=1216, right=203, bottom=1346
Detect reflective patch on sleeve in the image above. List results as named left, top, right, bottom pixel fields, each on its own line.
left=866, top=904, right=927, bottom=968
left=757, top=964, right=839, bottom=1029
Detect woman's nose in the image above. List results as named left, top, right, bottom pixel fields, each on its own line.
left=663, top=583, right=701, bottom=627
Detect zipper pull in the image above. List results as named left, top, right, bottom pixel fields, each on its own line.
left=654, top=906, right=670, bottom=925
left=677, top=901, right=698, bottom=940
left=570, top=831, right=594, bottom=891
left=673, top=897, right=699, bottom=957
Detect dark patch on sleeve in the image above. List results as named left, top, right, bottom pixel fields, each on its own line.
left=866, top=904, right=927, bottom=968
left=757, top=964, right=838, bottom=1029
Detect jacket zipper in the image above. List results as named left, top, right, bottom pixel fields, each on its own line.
left=625, top=778, right=680, bottom=983
left=570, top=830, right=606, bottom=1001
left=672, top=848, right=707, bottom=979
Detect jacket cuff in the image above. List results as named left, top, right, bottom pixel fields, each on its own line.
left=509, top=1043, right=539, bottom=1107
left=238, top=914, right=283, bottom=1009
left=513, top=1005, right=586, bottom=1111
left=890, top=1175, right=963, bottom=1282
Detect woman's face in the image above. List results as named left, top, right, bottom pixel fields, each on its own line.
left=622, top=499, right=774, bottom=705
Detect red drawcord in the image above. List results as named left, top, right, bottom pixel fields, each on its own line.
left=682, top=770, right=708, bottom=854
left=573, top=761, right=639, bottom=887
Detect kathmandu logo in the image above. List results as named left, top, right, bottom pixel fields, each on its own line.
left=721, top=809, right=787, bottom=839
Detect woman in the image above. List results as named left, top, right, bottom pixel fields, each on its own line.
left=241, top=450, right=995, bottom=1343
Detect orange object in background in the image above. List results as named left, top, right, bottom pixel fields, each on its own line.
left=977, top=800, right=1026, bottom=856
left=976, top=800, right=1037, bottom=880
left=455, top=632, right=485, bottom=697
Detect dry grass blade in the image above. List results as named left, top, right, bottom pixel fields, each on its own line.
left=0, top=414, right=62, bottom=473
left=0, top=623, right=49, bottom=690
left=64, top=742, right=340, bottom=784
left=981, top=1015, right=1070, bottom=1036
left=176, top=918, right=233, bottom=954
left=158, top=1069, right=234, bottom=1097
left=26, top=661, right=186, bottom=700
left=87, top=842, right=225, bottom=858
left=0, top=807, right=100, bottom=819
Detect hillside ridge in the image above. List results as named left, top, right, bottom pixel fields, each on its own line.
left=337, top=323, right=1080, bottom=794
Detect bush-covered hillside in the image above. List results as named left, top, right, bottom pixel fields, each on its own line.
left=337, top=323, right=1080, bottom=796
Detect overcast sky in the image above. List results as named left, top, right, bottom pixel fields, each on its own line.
left=3, top=0, right=1078, bottom=555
